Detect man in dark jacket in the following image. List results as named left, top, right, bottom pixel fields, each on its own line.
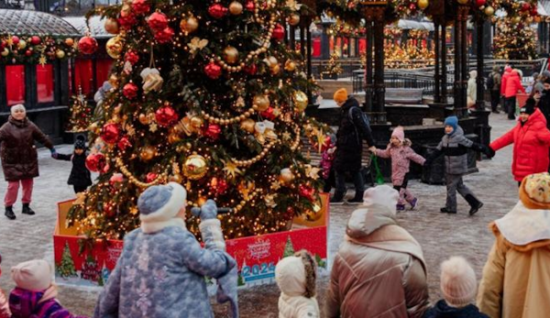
left=331, top=88, right=376, bottom=204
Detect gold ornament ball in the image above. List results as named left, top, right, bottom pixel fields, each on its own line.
left=512, top=15, right=521, bottom=24
left=223, top=46, right=239, bottom=65
left=293, top=91, right=308, bottom=113
left=182, top=154, right=208, bottom=180
left=56, top=50, right=65, bottom=59
left=139, top=146, right=156, bottom=161
left=280, top=168, right=294, bottom=183
left=284, top=60, right=297, bottom=72
left=418, top=0, right=429, bottom=9
left=18, top=40, right=26, bottom=50
left=138, top=113, right=150, bottom=125
left=229, top=1, right=243, bottom=15
left=288, top=13, right=300, bottom=26
left=180, top=16, right=199, bottom=34
left=65, top=38, right=74, bottom=46
left=104, top=18, right=120, bottom=35
left=106, top=36, right=124, bottom=59
left=484, top=5, right=494, bottom=16
left=240, top=118, right=255, bottom=133
left=1, top=48, right=8, bottom=57
left=271, top=64, right=281, bottom=75
left=253, top=94, right=270, bottom=112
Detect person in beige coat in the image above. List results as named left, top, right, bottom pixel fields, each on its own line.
left=477, top=172, right=550, bottom=318
left=326, top=185, right=429, bottom=318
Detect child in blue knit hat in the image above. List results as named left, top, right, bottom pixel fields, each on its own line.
left=94, top=182, right=238, bottom=318
left=425, top=116, right=491, bottom=215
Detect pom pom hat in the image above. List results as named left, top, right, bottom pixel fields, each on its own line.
left=138, top=182, right=187, bottom=233
left=333, top=88, right=348, bottom=104
left=11, top=260, right=52, bottom=292
left=440, top=256, right=477, bottom=308
left=391, top=126, right=405, bottom=142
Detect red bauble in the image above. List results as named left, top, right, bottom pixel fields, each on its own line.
left=146, top=172, right=158, bottom=183
left=521, top=2, right=530, bottom=12
left=298, top=184, right=315, bottom=201
left=531, top=8, right=538, bottom=16
left=154, top=27, right=174, bottom=44
left=204, top=124, right=221, bottom=140
left=30, top=36, right=41, bottom=45
left=284, top=207, right=295, bottom=221
left=101, top=123, right=120, bottom=144
left=148, top=12, right=168, bottom=31
left=243, top=64, right=257, bottom=75
left=260, top=107, right=276, bottom=120
left=245, top=0, right=255, bottom=11
left=11, top=36, right=20, bottom=45
left=132, top=0, right=150, bottom=15
left=118, top=14, right=137, bottom=30
left=123, top=83, right=139, bottom=99
left=25, top=49, right=32, bottom=56
left=216, top=178, right=229, bottom=195
left=78, top=36, right=98, bottom=55
left=272, top=24, right=285, bottom=41
left=475, top=0, right=485, bottom=6
left=205, top=62, right=222, bottom=79
left=208, top=4, right=228, bottom=19
left=117, top=136, right=132, bottom=151
left=124, top=50, right=139, bottom=65
left=85, top=153, right=106, bottom=173
left=155, top=105, right=179, bottom=127
left=408, top=3, right=416, bottom=11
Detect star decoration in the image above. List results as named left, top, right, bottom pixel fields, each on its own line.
left=264, top=194, right=277, bottom=208
left=223, top=160, right=242, bottom=179
left=271, top=180, right=282, bottom=190
left=282, top=132, right=292, bottom=141
left=149, top=122, right=158, bottom=132
left=238, top=181, right=255, bottom=200
left=125, top=124, right=136, bottom=136
left=316, top=130, right=327, bottom=153
left=305, top=165, right=321, bottom=180
left=39, top=55, right=47, bottom=67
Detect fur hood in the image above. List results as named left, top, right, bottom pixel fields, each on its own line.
left=275, top=251, right=317, bottom=298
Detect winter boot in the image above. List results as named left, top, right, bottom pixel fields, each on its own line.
left=440, top=207, right=457, bottom=214
left=396, top=204, right=406, bottom=211
left=347, top=194, right=364, bottom=205
left=22, top=203, right=35, bottom=215
left=465, top=194, right=483, bottom=216
left=330, top=192, right=345, bottom=205
left=5, top=206, right=15, bottom=220
left=408, top=197, right=418, bottom=210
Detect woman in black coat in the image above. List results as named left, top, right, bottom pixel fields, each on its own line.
left=53, top=136, right=92, bottom=193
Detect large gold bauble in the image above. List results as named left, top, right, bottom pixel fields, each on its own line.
left=457, top=0, right=468, bottom=4
left=138, top=113, right=150, bottom=125
left=271, top=64, right=281, bottom=75
left=229, top=1, right=243, bottom=15
left=104, top=18, right=120, bottom=35
left=139, top=146, right=156, bottom=161
left=293, top=90, right=308, bottom=113
left=223, top=46, right=239, bottom=64
left=288, top=13, right=300, bottom=26
left=180, top=16, right=199, bottom=34
left=284, top=60, right=297, bottom=72
left=55, top=49, right=65, bottom=59
left=106, top=36, right=124, bottom=59
left=280, top=168, right=294, bottom=183
left=418, top=0, right=429, bottom=9
left=253, top=94, right=270, bottom=112
left=18, top=40, right=26, bottom=50
left=484, top=6, right=494, bottom=16
left=182, top=154, right=208, bottom=180
left=1, top=48, right=9, bottom=57
left=240, top=118, right=256, bottom=133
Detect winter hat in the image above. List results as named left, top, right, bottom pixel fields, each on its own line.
left=74, top=135, right=86, bottom=150
left=333, top=88, right=348, bottom=104
left=138, top=182, right=187, bottom=223
left=519, top=173, right=550, bottom=209
left=444, top=116, right=458, bottom=133
left=275, top=250, right=317, bottom=298
left=391, top=126, right=405, bottom=142
left=10, top=104, right=26, bottom=115
left=440, top=256, right=477, bottom=308
left=363, top=185, right=399, bottom=215
left=469, top=70, right=477, bottom=79
left=520, top=98, right=536, bottom=115
left=11, top=260, right=52, bottom=292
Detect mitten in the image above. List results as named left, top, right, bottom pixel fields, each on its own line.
left=485, top=146, right=496, bottom=158
left=195, top=200, right=226, bottom=250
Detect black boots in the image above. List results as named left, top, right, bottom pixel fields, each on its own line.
left=440, top=207, right=457, bottom=214
left=5, top=206, right=15, bottom=220
left=22, top=203, right=35, bottom=215
left=465, top=195, right=483, bottom=216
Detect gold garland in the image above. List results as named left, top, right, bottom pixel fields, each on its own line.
left=233, top=139, right=278, bottom=167
left=203, top=108, right=256, bottom=125
left=115, top=157, right=168, bottom=188
left=232, top=188, right=263, bottom=213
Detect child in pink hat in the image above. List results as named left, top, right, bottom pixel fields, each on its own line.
left=9, top=259, right=86, bottom=318
left=0, top=254, right=10, bottom=318
left=373, top=126, right=426, bottom=211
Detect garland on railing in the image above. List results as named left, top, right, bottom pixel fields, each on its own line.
left=0, top=34, right=78, bottom=65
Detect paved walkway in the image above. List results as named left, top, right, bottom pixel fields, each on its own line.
left=0, top=112, right=518, bottom=317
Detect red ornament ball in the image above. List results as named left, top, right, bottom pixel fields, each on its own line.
left=148, top=12, right=168, bottom=31
left=260, top=107, right=276, bottom=120
left=284, top=207, right=295, bottom=221
left=475, top=0, right=486, bottom=7
left=132, top=0, right=150, bottom=15
left=243, top=64, right=257, bottom=75
left=117, top=136, right=132, bottom=151
left=216, top=178, right=229, bottom=195
left=204, top=124, right=221, bottom=140
left=155, top=105, right=179, bottom=127
left=101, top=123, right=120, bottom=144
left=85, top=153, right=106, bottom=173
left=272, top=24, right=285, bottom=41
left=245, top=1, right=255, bottom=11
left=531, top=7, right=538, bottom=16
left=78, top=36, right=98, bottom=55
left=521, top=2, right=530, bottom=12
left=298, top=184, right=315, bottom=201
left=25, top=49, right=32, bottom=56
left=124, top=50, right=139, bottom=65
left=205, top=62, right=222, bottom=79
left=123, top=83, right=139, bottom=99
left=208, top=4, right=228, bottom=19
left=154, top=27, right=174, bottom=44
left=118, top=14, right=137, bottom=30
left=408, top=3, right=417, bottom=11
left=11, top=36, right=20, bottom=45
left=145, top=172, right=158, bottom=183
left=30, top=36, right=41, bottom=45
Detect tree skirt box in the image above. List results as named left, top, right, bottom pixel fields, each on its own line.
left=54, top=194, right=329, bottom=288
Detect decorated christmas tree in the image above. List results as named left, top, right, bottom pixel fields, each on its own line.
left=321, top=52, right=342, bottom=79
left=67, top=87, right=93, bottom=132
left=69, top=0, right=327, bottom=241
left=493, top=18, right=537, bottom=60
left=56, top=243, right=78, bottom=278
left=282, top=236, right=295, bottom=257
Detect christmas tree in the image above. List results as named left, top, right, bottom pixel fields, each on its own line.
left=282, top=236, right=295, bottom=257
left=69, top=0, right=326, bottom=241
left=56, top=243, right=78, bottom=278
left=493, top=18, right=537, bottom=60
left=321, top=52, right=342, bottom=79
left=67, top=87, right=93, bottom=132
left=81, top=253, right=100, bottom=282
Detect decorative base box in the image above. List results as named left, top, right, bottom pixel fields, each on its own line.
left=54, top=194, right=329, bottom=288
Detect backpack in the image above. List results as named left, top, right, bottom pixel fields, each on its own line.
left=486, top=73, right=495, bottom=90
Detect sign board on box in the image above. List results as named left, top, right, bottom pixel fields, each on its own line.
left=54, top=194, right=329, bottom=288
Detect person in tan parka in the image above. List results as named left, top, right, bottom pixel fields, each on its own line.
left=326, top=185, right=429, bottom=318
left=477, top=172, right=550, bottom=318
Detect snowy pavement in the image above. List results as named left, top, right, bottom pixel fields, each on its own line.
left=0, top=112, right=518, bottom=317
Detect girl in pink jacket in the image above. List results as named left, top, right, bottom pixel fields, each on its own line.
left=0, top=254, right=10, bottom=318
left=375, top=126, right=426, bottom=210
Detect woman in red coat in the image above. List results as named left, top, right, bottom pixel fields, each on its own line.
left=488, top=98, right=550, bottom=185
left=503, top=70, right=526, bottom=120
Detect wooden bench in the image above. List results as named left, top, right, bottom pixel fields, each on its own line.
left=385, top=88, right=424, bottom=105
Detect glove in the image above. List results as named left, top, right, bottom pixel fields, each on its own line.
left=50, top=148, right=56, bottom=155
left=192, top=199, right=218, bottom=220
left=485, top=146, right=496, bottom=158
